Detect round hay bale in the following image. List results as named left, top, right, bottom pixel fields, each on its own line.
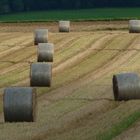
left=37, top=43, right=54, bottom=62
left=30, top=63, right=52, bottom=87
left=113, top=73, right=140, bottom=101
left=59, top=21, right=70, bottom=32
left=34, top=29, right=48, bottom=45
left=3, top=87, right=36, bottom=122
left=129, top=20, right=140, bottom=33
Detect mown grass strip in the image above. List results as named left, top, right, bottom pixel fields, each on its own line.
left=96, top=110, right=140, bottom=140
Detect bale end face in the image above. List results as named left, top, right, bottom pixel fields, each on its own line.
left=34, top=29, right=48, bottom=45
left=113, top=75, right=119, bottom=101
left=129, top=20, right=140, bottom=33
left=37, top=43, right=54, bottom=62
left=3, top=87, right=36, bottom=122
left=112, top=73, right=140, bottom=101
left=59, top=21, right=70, bottom=32
left=30, top=63, right=52, bottom=87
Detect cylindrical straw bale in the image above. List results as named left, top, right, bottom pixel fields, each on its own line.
left=30, top=63, right=52, bottom=87
left=3, top=87, right=36, bottom=122
left=37, top=43, right=54, bottom=62
left=129, top=20, right=140, bottom=33
left=34, top=29, right=48, bottom=45
left=113, top=73, right=140, bottom=101
left=59, top=21, right=70, bottom=32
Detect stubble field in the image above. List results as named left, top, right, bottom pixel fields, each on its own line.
left=0, top=21, right=140, bottom=140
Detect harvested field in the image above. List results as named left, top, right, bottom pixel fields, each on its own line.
left=0, top=21, right=140, bottom=140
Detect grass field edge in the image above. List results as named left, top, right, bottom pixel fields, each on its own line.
left=0, top=17, right=137, bottom=23
left=95, top=110, right=140, bottom=140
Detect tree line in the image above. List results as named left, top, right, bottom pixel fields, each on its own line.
left=1, top=0, right=140, bottom=14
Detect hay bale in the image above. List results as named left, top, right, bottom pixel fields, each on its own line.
left=30, top=63, right=52, bottom=87
left=129, top=20, right=140, bottom=33
left=59, top=21, right=70, bottom=32
left=34, top=29, right=48, bottom=45
left=3, top=87, right=36, bottom=122
left=37, top=43, right=54, bottom=62
left=113, top=73, right=140, bottom=101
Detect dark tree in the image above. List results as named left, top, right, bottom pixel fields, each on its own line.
left=1, top=0, right=140, bottom=14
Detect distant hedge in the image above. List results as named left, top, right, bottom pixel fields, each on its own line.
left=1, top=0, right=140, bottom=14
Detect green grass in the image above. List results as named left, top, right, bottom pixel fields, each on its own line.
left=1, top=8, right=140, bottom=22
left=96, top=110, right=140, bottom=140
